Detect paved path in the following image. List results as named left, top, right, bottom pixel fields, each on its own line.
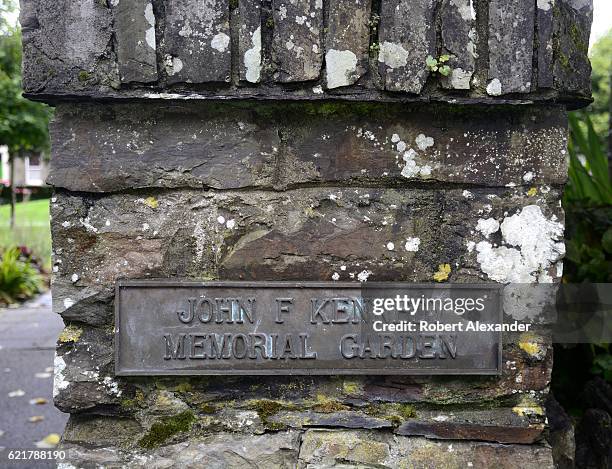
left=0, top=292, right=68, bottom=468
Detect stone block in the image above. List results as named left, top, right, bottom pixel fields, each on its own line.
left=440, top=0, right=477, bottom=90
left=238, top=0, right=263, bottom=84
left=162, top=0, right=231, bottom=83
left=20, top=0, right=118, bottom=93
left=488, top=0, right=535, bottom=95
left=113, top=0, right=158, bottom=83
left=377, top=0, right=436, bottom=93
left=272, top=0, right=323, bottom=82
left=47, top=103, right=568, bottom=193
left=324, top=0, right=371, bottom=89
left=297, top=430, right=554, bottom=468
left=553, top=0, right=593, bottom=95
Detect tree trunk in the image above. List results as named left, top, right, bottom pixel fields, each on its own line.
left=9, top=151, right=16, bottom=229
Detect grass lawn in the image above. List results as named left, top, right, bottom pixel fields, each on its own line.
left=0, top=199, right=51, bottom=268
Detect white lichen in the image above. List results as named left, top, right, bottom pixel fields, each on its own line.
left=475, top=205, right=564, bottom=283
left=486, top=78, right=502, bottom=96
left=53, top=354, right=68, bottom=398
left=211, top=32, right=230, bottom=53
left=325, top=49, right=358, bottom=89
left=415, top=134, right=434, bottom=151
left=537, top=0, right=553, bottom=11
left=378, top=41, right=409, bottom=69
left=386, top=242, right=395, bottom=251
left=357, top=270, right=372, bottom=282
left=476, top=218, right=500, bottom=238
left=244, top=26, right=261, bottom=83
left=447, top=67, right=472, bottom=90
left=405, top=237, right=421, bottom=252
left=144, top=3, right=156, bottom=50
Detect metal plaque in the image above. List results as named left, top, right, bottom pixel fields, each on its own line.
left=115, top=281, right=502, bottom=376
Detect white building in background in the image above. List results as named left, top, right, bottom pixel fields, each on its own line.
left=0, top=145, right=49, bottom=191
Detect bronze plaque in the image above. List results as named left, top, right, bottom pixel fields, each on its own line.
left=115, top=281, right=502, bottom=375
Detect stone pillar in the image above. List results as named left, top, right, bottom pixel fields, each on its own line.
left=21, top=0, right=593, bottom=467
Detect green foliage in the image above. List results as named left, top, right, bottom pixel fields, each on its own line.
left=0, top=246, right=42, bottom=304
left=138, top=411, right=196, bottom=449
left=564, top=112, right=612, bottom=283
left=0, top=199, right=52, bottom=268
left=0, top=1, right=53, bottom=156
left=565, top=112, right=612, bottom=205
left=591, top=349, right=612, bottom=382
left=425, top=54, right=451, bottom=77
left=588, top=30, right=611, bottom=139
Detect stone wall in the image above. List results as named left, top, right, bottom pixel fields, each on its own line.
left=20, top=0, right=593, bottom=467
left=21, top=0, right=591, bottom=104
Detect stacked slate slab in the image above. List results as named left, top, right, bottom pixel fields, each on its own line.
left=20, top=0, right=593, bottom=466
left=21, top=0, right=592, bottom=103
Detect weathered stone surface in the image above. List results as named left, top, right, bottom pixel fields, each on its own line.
left=441, top=0, right=477, bottom=90
left=113, top=0, right=158, bottom=84
left=61, top=430, right=300, bottom=468
left=575, top=408, right=612, bottom=469
left=269, top=410, right=394, bottom=430
left=324, top=0, right=371, bottom=90
left=19, top=0, right=594, bottom=104
left=63, top=416, right=143, bottom=448
left=488, top=0, right=535, bottom=95
left=272, top=0, right=323, bottom=82
left=20, top=0, right=117, bottom=93
left=553, top=0, right=593, bottom=95
left=297, top=430, right=554, bottom=468
left=49, top=186, right=564, bottom=324
left=47, top=103, right=568, bottom=192
left=546, top=394, right=576, bottom=469
left=377, top=0, right=436, bottom=93
left=238, top=0, right=262, bottom=84
left=54, top=326, right=117, bottom=412
left=397, top=408, right=544, bottom=444
left=163, top=0, right=231, bottom=84
left=537, top=0, right=555, bottom=89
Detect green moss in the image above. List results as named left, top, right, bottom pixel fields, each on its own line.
left=78, top=70, right=90, bottom=82
left=173, top=381, right=192, bottom=393
left=200, top=403, right=217, bottom=414
left=120, top=389, right=145, bottom=411
left=365, top=403, right=416, bottom=425
left=265, top=17, right=274, bottom=29
left=342, top=381, right=361, bottom=395
left=138, top=411, right=196, bottom=449
left=229, top=0, right=238, bottom=8
left=58, top=325, right=82, bottom=343
left=249, top=399, right=284, bottom=420
left=247, top=399, right=297, bottom=430
left=312, top=394, right=349, bottom=413
left=569, top=24, right=588, bottom=54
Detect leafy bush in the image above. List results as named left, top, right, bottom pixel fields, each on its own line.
left=554, top=110, right=612, bottom=412
left=563, top=112, right=612, bottom=283
left=0, top=246, right=42, bottom=304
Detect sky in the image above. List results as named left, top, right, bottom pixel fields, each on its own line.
left=592, top=0, right=612, bottom=45
left=2, top=2, right=612, bottom=49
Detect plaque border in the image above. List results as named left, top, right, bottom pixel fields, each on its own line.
left=114, top=280, right=503, bottom=376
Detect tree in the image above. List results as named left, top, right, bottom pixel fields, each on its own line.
left=0, top=0, right=52, bottom=227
